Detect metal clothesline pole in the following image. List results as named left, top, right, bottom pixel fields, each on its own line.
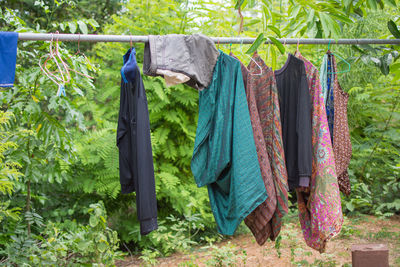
left=17, top=33, right=400, bottom=45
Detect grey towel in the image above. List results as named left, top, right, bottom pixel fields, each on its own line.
left=143, top=34, right=219, bottom=90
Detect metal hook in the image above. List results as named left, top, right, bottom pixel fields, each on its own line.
left=230, top=43, right=232, bottom=53
left=130, top=34, right=133, bottom=49
left=217, top=39, right=220, bottom=50
left=327, top=39, right=332, bottom=51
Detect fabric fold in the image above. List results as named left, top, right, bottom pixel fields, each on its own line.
left=143, top=34, right=219, bottom=90
left=330, top=54, right=352, bottom=196
left=191, top=51, right=268, bottom=235
left=0, top=32, right=18, bottom=87
left=247, top=52, right=289, bottom=243
left=117, top=48, right=158, bottom=235
left=274, top=54, right=313, bottom=191
left=230, top=52, right=277, bottom=245
left=294, top=51, right=343, bottom=252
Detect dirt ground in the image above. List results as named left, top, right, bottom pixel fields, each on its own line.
left=118, top=215, right=400, bottom=267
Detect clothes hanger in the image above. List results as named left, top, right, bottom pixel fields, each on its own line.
left=295, top=38, right=300, bottom=54
left=327, top=41, right=351, bottom=74
left=239, top=38, right=262, bottom=76
left=62, top=33, right=95, bottom=81
left=39, top=32, right=70, bottom=96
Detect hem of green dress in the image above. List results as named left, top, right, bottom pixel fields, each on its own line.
left=215, top=191, right=268, bottom=236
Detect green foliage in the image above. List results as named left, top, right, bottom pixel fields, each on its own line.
left=1, top=201, right=123, bottom=266
left=86, top=0, right=215, bottom=249
left=205, top=242, right=247, bottom=267
left=69, top=125, right=120, bottom=199
left=139, top=249, right=160, bottom=266
left=2, top=0, right=400, bottom=264
left=0, top=111, right=23, bottom=245
left=127, top=205, right=217, bottom=258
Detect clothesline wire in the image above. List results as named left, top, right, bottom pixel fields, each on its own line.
left=17, top=33, right=400, bottom=45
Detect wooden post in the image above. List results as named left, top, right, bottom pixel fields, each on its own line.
left=351, top=243, right=389, bottom=267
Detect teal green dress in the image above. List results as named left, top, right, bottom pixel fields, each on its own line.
left=191, top=51, right=268, bottom=235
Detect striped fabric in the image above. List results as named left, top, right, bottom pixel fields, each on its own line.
left=230, top=53, right=277, bottom=245
left=247, top=52, right=289, bottom=244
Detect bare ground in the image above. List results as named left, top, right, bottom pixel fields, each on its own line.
left=118, top=215, right=400, bottom=267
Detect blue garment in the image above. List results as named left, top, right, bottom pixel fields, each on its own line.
left=117, top=47, right=158, bottom=235
left=121, top=47, right=137, bottom=83
left=319, top=54, right=328, bottom=104
left=326, top=55, right=335, bottom=142
left=191, top=51, right=268, bottom=235
left=0, top=32, right=18, bottom=87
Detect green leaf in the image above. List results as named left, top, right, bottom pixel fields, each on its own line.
left=380, top=54, right=392, bottom=75
left=244, top=19, right=261, bottom=27
left=384, top=0, right=397, bottom=7
left=248, top=0, right=256, bottom=8
left=346, top=202, right=355, bottom=212
left=330, top=13, right=353, bottom=24
left=388, top=20, right=400, bottom=38
left=367, top=0, right=378, bottom=10
left=68, top=21, right=76, bottom=34
left=268, top=36, right=285, bottom=54
left=89, top=216, right=99, bottom=227
left=343, top=0, right=352, bottom=9
left=88, top=18, right=100, bottom=29
left=306, top=9, right=315, bottom=28
left=390, top=62, right=400, bottom=72
left=351, top=45, right=366, bottom=54
left=246, top=33, right=266, bottom=54
left=270, top=45, right=277, bottom=70
left=235, top=0, right=245, bottom=9
left=319, top=13, right=331, bottom=37
left=77, top=21, right=88, bottom=34
left=97, top=242, right=108, bottom=253
left=267, top=25, right=281, bottom=38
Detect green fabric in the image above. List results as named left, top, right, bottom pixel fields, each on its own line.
left=191, top=51, right=268, bottom=235
left=319, top=54, right=329, bottom=105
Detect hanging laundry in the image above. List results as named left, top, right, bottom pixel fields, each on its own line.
left=155, top=69, right=190, bottom=87
left=117, top=47, right=158, bottom=235
left=230, top=52, right=277, bottom=245
left=0, top=32, right=18, bottom=87
left=245, top=52, right=289, bottom=244
left=191, top=51, right=268, bottom=235
left=294, top=51, right=343, bottom=252
left=248, top=53, right=289, bottom=242
left=330, top=54, right=352, bottom=196
left=274, top=54, right=313, bottom=190
left=325, top=55, right=335, bottom=142
left=319, top=54, right=329, bottom=104
left=143, top=34, right=219, bottom=90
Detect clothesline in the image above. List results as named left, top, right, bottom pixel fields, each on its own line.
left=17, top=33, right=400, bottom=44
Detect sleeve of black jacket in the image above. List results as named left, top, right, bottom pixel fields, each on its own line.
left=117, top=67, right=158, bottom=235
left=296, top=65, right=313, bottom=187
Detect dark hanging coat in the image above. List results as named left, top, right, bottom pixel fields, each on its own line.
left=274, top=54, right=313, bottom=191
left=117, top=48, right=158, bottom=235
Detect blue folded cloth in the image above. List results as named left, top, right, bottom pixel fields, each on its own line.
left=121, top=47, right=137, bottom=83
left=0, top=32, right=18, bottom=87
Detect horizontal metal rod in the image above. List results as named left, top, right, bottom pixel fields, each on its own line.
left=17, top=33, right=400, bottom=45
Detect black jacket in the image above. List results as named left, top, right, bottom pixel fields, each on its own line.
left=117, top=48, right=158, bottom=235
left=274, top=54, right=312, bottom=191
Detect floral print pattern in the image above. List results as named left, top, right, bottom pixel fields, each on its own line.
left=294, top=52, right=343, bottom=252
